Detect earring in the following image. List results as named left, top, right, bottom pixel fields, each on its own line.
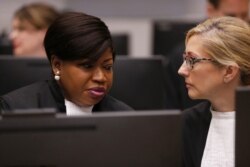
left=224, top=77, right=229, bottom=83
left=54, top=71, right=60, bottom=81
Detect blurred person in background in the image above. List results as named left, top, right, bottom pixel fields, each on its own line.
left=165, top=0, right=249, bottom=110
left=9, top=2, right=60, bottom=57
left=207, top=0, right=249, bottom=21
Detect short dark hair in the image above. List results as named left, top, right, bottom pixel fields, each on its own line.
left=44, top=12, right=114, bottom=62
left=208, top=0, right=220, bottom=9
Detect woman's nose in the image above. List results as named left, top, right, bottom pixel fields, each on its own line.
left=9, top=30, right=17, bottom=40
left=92, top=68, right=106, bottom=82
left=178, top=62, right=189, bottom=77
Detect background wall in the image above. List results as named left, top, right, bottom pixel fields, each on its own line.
left=65, top=0, right=206, bottom=20
left=0, top=0, right=244, bottom=56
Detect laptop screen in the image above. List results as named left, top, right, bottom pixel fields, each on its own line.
left=0, top=110, right=181, bottom=167
left=235, top=87, right=250, bottom=167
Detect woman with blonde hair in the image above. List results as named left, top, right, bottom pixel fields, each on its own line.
left=179, top=16, right=250, bottom=167
left=9, top=2, right=60, bottom=57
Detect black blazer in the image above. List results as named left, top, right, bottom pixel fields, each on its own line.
left=0, top=80, right=133, bottom=113
left=182, top=101, right=212, bottom=167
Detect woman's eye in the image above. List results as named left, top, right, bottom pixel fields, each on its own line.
left=186, top=58, right=192, bottom=65
left=104, top=65, right=113, bottom=71
left=81, top=63, right=94, bottom=69
left=190, top=60, right=195, bottom=65
left=190, top=57, right=197, bottom=64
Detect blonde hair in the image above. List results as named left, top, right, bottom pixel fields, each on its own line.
left=186, top=16, right=250, bottom=85
left=14, top=2, right=60, bottom=30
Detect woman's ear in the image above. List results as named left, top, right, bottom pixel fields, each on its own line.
left=223, top=65, right=240, bottom=83
left=51, top=55, right=62, bottom=75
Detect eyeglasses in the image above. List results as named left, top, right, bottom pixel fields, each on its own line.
left=183, top=52, right=216, bottom=70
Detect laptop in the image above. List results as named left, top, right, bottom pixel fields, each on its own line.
left=235, top=86, right=250, bottom=167
left=0, top=110, right=181, bottom=167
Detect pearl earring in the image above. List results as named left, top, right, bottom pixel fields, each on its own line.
left=224, top=77, right=229, bottom=83
left=54, top=71, right=60, bottom=81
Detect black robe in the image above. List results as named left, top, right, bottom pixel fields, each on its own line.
left=182, top=101, right=212, bottom=167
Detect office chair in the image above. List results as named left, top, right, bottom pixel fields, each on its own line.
left=109, top=56, right=167, bottom=110
left=0, top=57, right=51, bottom=95
left=111, top=33, right=129, bottom=55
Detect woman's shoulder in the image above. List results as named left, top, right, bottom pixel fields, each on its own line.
left=0, top=81, right=53, bottom=110
left=2, top=81, right=49, bottom=98
left=182, top=101, right=211, bottom=125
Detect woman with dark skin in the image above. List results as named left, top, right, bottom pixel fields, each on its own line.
left=0, top=12, right=133, bottom=115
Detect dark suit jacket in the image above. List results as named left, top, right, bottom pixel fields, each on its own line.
left=182, top=101, right=212, bottom=167
left=0, top=80, right=133, bottom=113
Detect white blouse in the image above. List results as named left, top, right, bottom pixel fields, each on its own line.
left=65, top=99, right=93, bottom=116
left=201, top=109, right=235, bottom=167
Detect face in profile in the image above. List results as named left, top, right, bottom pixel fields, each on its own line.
left=210, top=0, right=249, bottom=21
left=178, top=35, right=227, bottom=100
left=9, top=18, right=47, bottom=57
left=53, top=48, right=114, bottom=107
